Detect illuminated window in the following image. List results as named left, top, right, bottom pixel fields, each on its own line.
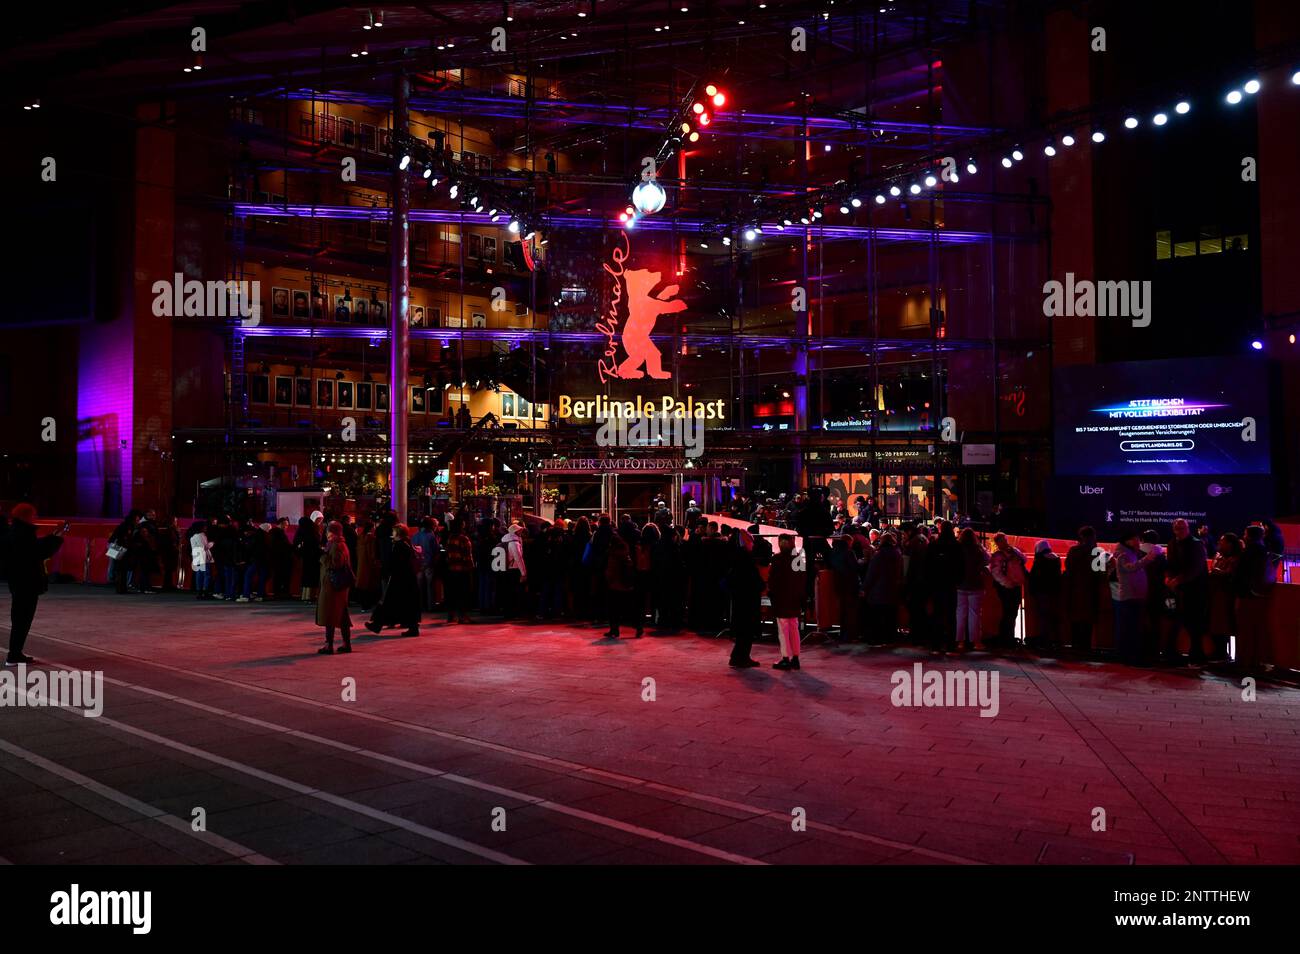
left=1198, top=226, right=1221, bottom=255
left=1174, top=238, right=1197, bottom=258
left=1155, top=230, right=1171, bottom=260
left=1224, top=233, right=1249, bottom=252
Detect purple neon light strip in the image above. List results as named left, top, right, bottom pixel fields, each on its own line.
left=234, top=324, right=983, bottom=352
left=232, top=203, right=991, bottom=243
left=288, top=89, right=994, bottom=138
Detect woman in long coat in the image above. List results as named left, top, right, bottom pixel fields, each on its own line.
left=355, top=520, right=381, bottom=608
left=316, top=520, right=353, bottom=654
left=366, top=523, right=421, bottom=637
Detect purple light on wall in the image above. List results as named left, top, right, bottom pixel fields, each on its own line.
left=76, top=319, right=132, bottom=516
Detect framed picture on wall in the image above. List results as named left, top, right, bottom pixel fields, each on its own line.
left=371, top=299, right=386, bottom=323
left=334, top=295, right=352, bottom=323
left=409, top=386, right=426, bottom=414
left=295, top=377, right=312, bottom=406
left=249, top=374, right=270, bottom=404
left=271, top=287, right=290, bottom=317
left=501, top=393, right=515, bottom=417
left=274, top=376, right=293, bottom=405
left=472, top=312, right=487, bottom=328
left=411, top=304, right=425, bottom=327
left=482, top=237, right=497, bottom=262
left=356, top=382, right=373, bottom=410
left=292, top=289, right=309, bottom=319
left=375, top=383, right=389, bottom=412
left=337, top=381, right=354, bottom=409
left=316, top=379, right=334, bottom=408
left=353, top=299, right=369, bottom=324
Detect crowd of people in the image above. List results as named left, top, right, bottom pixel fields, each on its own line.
left=2, top=493, right=1289, bottom=674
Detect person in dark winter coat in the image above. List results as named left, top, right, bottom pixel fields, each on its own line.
left=294, top=514, right=323, bottom=601
left=603, top=532, right=636, bottom=638
left=367, top=523, right=420, bottom=637
left=724, top=530, right=764, bottom=668
left=3, top=504, right=65, bottom=666
left=863, top=531, right=904, bottom=644
left=1025, top=540, right=1062, bottom=649
left=1063, top=526, right=1104, bottom=653
left=316, top=521, right=354, bottom=654
left=924, top=521, right=962, bottom=653
left=767, top=534, right=806, bottom=669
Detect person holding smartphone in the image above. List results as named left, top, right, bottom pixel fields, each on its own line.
left=3, top=504, right=65, bottom=666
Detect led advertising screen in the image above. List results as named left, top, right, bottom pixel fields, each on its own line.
left=1053, top=357, right=1270, bottom=476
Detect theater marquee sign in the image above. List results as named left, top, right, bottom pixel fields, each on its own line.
left=539, top=457, right=743, bottom=474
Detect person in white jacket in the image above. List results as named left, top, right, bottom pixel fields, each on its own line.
left=497, top=524, right=527, bottom=620
left=189, top=521, right=214, bottom=599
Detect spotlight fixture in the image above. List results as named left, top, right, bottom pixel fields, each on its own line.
left=1152, top=112, right=1168, bottom=126
left=924, top=174, right=937, bottom=187
left=1244, top=79, right=1261, bottom=94
left=1251, top=339, right=1263, bottom=350
left=839, top=205, right=850, bottom=214
left=1043, top=142, right=1056, bottom=156
left=508, top=220, right=520, bottom=233
left=399, top=154, right=411, bottom=170
left=743, top=228, right=757, bottom=241
left=1011, top=147, right=1024, bottom=161
left=1061, top=134, right=1076, bottom=146
left=422, top=166, right=432, bottom=179
left=1175, top=100, right=1191, bottom=114
left=1091, top=130, right=1106, bottom=143
left=889, top=185, right=901, bottom=197
left=1293, top=70, right=1300, bottom=85
left=1226, top=89, right=1243, bottom=104
left=874, top=193, right=886, bottom=204
left=1001, top=156, right=1012, bottom=168
left=722, top=236, right=732, bottom=246
left=965, top=160, right=977, bottom=175
left=850, top=197, right=862, bottom=207
left=449, top=184, right=459, bottom=198
left=909, top=183, right=921, bottom=195
left=1124, top=116, right=1139, bottom=129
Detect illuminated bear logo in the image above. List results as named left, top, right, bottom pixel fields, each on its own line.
left=616, top=269, right=686, bottom=380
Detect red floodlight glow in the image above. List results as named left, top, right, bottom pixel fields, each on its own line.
left=692, top=102, right=705, bottom=114
left=698, top=113, right=711, bottom=125
left=712, top=92, right=726, bottom=107
left=705, top=84, right=718, bottom=96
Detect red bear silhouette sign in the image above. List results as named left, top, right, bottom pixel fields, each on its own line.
left=596, top=232, right=686, bottom=383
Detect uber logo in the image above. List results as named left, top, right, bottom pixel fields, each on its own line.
left=1078, top=485, right=1105, bottom=495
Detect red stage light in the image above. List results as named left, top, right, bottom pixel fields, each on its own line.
left=705, top=84, right=718, bottom=97
left=680, top=122, right=691, bottom=133
left=698, top=113, right=710, bottom=125
left=712, top=92, right=726, bottom=107
left=692, top=102, right=705, bottom=114
left=688, top=131, right=700, bottom=142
